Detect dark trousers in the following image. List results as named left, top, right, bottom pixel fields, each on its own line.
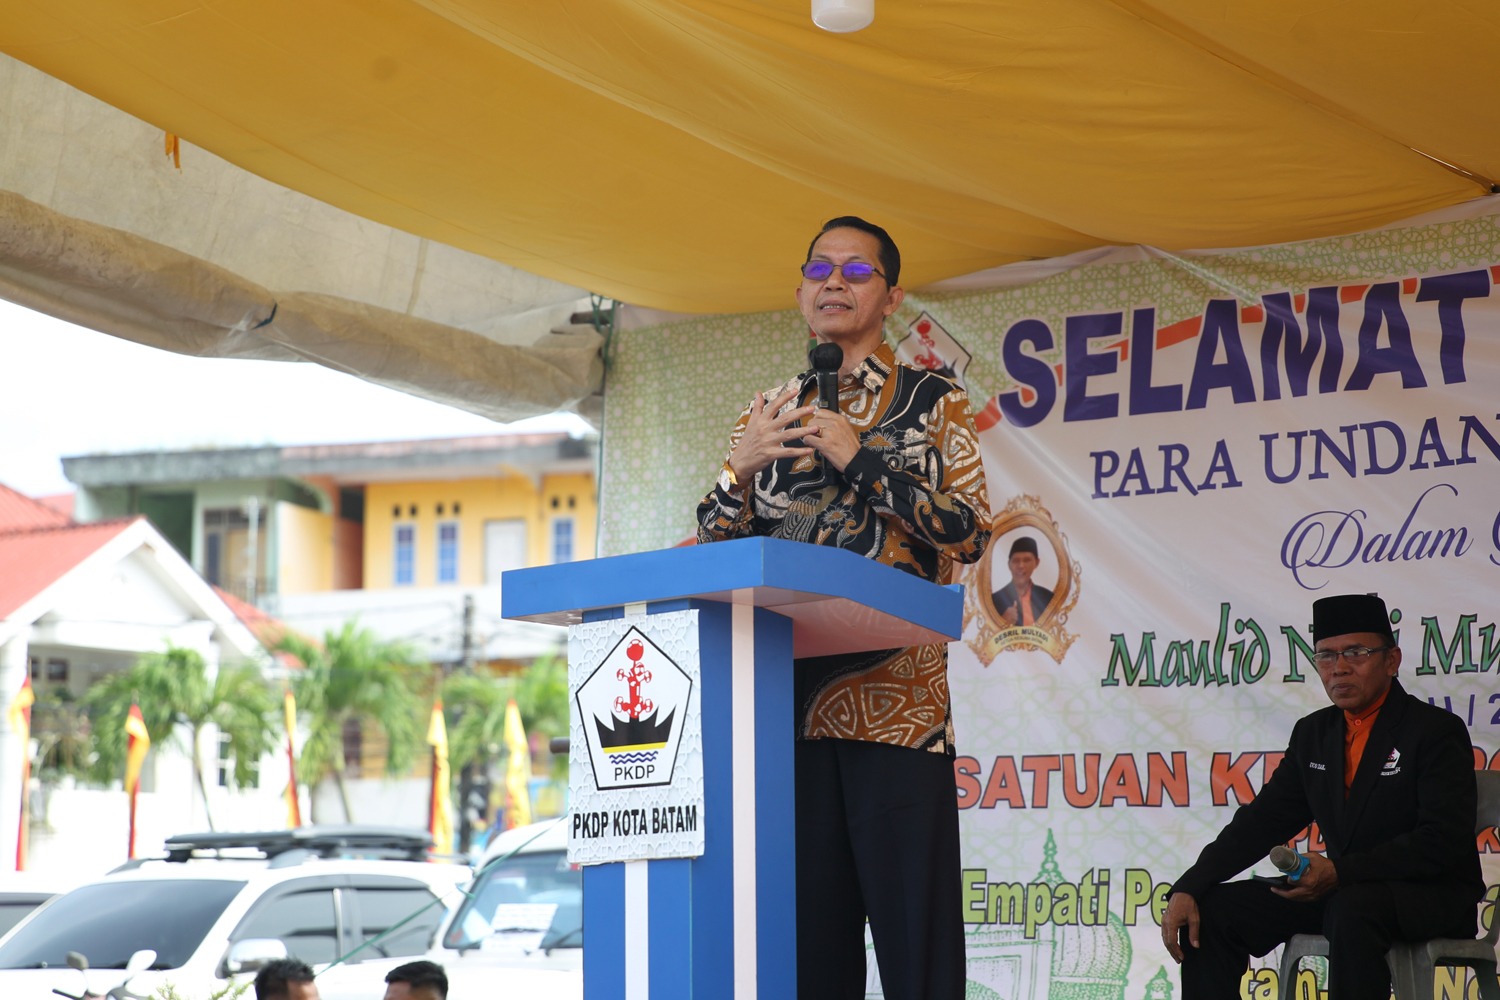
left=795, top=738, right=966, bottom=1000
left=1182, top=879, right=1475, bottom=1000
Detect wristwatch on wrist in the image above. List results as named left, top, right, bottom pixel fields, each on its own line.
left=720, top=460, right=741, bottom=492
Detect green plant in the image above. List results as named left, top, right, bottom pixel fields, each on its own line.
left=442, top=654, right=569, bottom=781
left=29, top=685, right=93, bottom=784
left=83, top=645, right=277, bottom=829
left=150, top=980, right=250, bottom=1000
left=276, top=621, right=428, bottom=822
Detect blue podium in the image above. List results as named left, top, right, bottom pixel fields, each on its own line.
left=503, top=537, right=963, bottom=1000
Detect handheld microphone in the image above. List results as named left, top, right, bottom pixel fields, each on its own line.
left=1268, top=845, right=1310, bottom=882
left=810, top=343, right=843, bottom=412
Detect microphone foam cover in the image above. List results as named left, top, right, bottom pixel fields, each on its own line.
left=810, top=342, right=843, bottom=373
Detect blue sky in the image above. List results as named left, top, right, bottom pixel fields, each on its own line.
left=0, top=299, right=587, bottom=497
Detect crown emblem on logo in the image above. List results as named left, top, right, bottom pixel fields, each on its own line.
left=595, top=708, right=676, bottom=751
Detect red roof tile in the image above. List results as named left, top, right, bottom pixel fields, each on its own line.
left=35, top=493, right=75, bottom=519
left=213, top=585, right=294, bottom=658
left=0, top=518, right=138, bottom=619
left=0, top=483, right=74, bottom=532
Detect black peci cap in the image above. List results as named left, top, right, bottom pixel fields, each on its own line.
left=1311, top=593, right=1394, bottom=644
left=1008, top=536, right=1039, bottom=558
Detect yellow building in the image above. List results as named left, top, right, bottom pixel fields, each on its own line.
left=66, top=432, right=599, bottom=606
left=63, top=432, right=599, bottom=676
left=361, top=469, right=596, bottom=591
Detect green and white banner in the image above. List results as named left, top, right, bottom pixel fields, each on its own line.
left=601, top=195, right=1500, bottom=1000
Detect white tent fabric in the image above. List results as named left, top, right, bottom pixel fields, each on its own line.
left=0, top=54, right=603, bottom=422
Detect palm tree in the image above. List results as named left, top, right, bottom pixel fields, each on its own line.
left=440, top=655, right=568, bottom=848
left=440, top=671, right=508, bottom=775
left=442, top=654, right=569, bottom=780
left=513, top=654, right=569, bottom=778
left=275, top=621, right=427, bottom=822
left=84, top=645, right=277, bottom=830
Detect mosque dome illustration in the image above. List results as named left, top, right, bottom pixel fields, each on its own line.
left=956, top=830, right=1134, bottom=1000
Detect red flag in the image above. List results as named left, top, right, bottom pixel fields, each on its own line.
left=124, top=703, right=150, bottom=859
left=283, top=689, right=302, bottom=828
left=9, top=676, right=34, bottom=871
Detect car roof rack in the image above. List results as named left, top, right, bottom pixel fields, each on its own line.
left=159, top=824, right=436, bottom=865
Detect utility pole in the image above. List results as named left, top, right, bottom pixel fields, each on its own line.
left=457, top=592, right=482, bottom=852
left=242, top=494, right=260, bottom=606
left=460, top=593, right=476, bottom=672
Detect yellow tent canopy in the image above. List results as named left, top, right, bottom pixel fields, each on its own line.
left=1, top=1, right=1495, bottom=415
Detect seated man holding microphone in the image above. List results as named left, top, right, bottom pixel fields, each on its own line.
left=1162, top=593, right=1483, bottom=1000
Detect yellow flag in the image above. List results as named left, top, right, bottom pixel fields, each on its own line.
left=7, top=676, right=33, bottom=745
left=123, top=703, right=150, bottom=795
left=426, top=701, right=453, bottom=855
left=283, top=689, right=302, bottom=828
left=124, top=703, right=150, bottom=859
left=503, top=699, right=532, bottom=829
left=11, top=676, right=34, bottom=870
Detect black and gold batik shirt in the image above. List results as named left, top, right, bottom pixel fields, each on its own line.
left=695, top=343, right=992, bottom=754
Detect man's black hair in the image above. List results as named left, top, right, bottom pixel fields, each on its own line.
left=386, top=959, right=449, bottom=998
left=253, top=958, right=316, bottom=1000
left=805, top=216, right=901, bottom=287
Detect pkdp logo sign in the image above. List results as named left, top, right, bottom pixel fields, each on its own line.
left=576, top=626, right=693, bottom=790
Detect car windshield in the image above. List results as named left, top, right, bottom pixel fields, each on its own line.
left=443, top=849, right=582, bottom=953
left=0, top=894, right=52, bottom=938
left=0, top=879, right=245, bottom=970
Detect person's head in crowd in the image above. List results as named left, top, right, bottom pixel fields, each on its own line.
left=383, top=959, right=448, bottom=1000
left=253, top=958, right=319, bottom=1000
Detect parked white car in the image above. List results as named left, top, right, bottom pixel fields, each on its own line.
left=317, top=818, right=582, bottom=1000
left=0, top=826, right=469, bottom=1000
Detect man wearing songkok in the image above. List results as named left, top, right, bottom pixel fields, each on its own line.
left=1161, top=593, right=1482, bottom=999
left=991, top=535, right=1054, bottom=627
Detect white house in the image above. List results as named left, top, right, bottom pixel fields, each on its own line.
left=0, top=484, right=297, bottom=876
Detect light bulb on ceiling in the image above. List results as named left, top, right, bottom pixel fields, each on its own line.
left=812, top=0, right=874, bottom=33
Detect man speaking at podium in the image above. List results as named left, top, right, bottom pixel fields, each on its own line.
left=1162, top=593, right=1483, bottom=1000
left=696, top=217, right=991, bottom=999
